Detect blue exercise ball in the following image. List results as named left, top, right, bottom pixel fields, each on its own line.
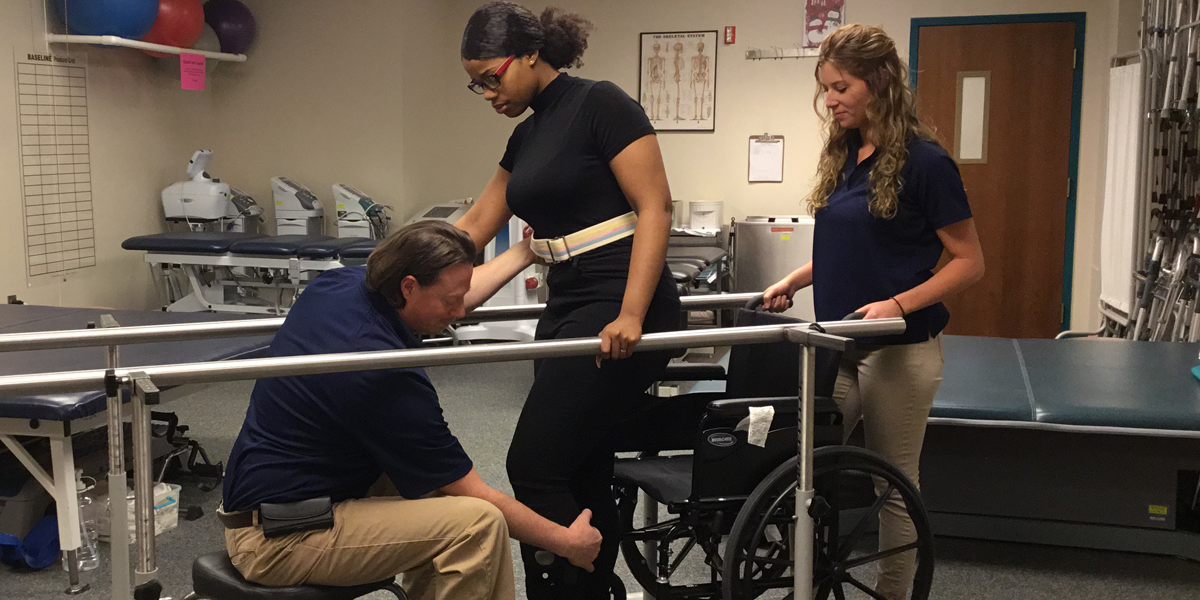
left=52, top=0, right=159, bottom=39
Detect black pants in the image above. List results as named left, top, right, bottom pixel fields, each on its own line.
left=508, top=253, right=680, bottom=599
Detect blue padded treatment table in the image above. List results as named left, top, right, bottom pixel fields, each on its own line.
left=121, top=231, right=266, bottom=254
left=297, top=237, right=372, bottom=260
left=685, top=334, right=1200, bottom=559
left=338, top=239, right=379, bottom=263
left=0, top=304, right=274, bottom=587
left=122, top=232, right=370, bottom=260
left=122, top=232, right=377, bottom=314
left=922, top=335, right=1200, bottom=560
left=226, top=234, right=334, bottom=256
left=0, top=304, right=273, bottom=421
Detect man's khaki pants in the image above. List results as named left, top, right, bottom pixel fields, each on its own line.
left=832, top=335, right=944, bottom=600
left=224, top=493, right=515, bottom=600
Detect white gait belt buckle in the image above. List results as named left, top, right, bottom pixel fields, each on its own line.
left=530, top=211, right=638, bottom=264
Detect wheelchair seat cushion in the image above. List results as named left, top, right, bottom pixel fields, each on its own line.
left=121, top=232, right=266, bottom=254
left=614, top=455, right=693, bottom=506
left=192, top=552, right=396, bottom=600
left=229, top=235, right=336, bottom=257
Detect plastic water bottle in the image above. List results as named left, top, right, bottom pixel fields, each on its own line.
left=63, top=469, right=99, bottom=572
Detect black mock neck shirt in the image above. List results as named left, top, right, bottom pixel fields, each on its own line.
left=501, top=74, right=656, bottom=241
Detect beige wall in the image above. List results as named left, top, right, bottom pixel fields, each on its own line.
left=436, top=0, right=1124, bottom=329
left=0, top=1, right=211, bottom=309
left=2, top=0, right=1130, bottom=329
left=200, top=0, right=461, bottom=229
left=0, top=0, right=457, bottom=310
left=1116, top=0, right=1142, bottom=54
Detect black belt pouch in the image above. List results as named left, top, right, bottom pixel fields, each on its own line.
left=259, top=497, right=334, bottom=539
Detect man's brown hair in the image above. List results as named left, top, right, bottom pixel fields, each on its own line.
left=365, top=221, right=477, bottom=308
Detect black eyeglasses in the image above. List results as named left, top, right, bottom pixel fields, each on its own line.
left=467, top=55, right=516, bottom=95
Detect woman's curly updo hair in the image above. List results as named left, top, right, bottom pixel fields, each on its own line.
left=808, top=24, right=940, bottom=219
left=461, top=2, right=594, bottom=70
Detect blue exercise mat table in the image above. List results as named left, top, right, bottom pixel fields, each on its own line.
left=0, top=304, right=273, bottom=589
left=924, top=335, right=1200, bottom=560
left=685, top=334, right=1200, bottom=559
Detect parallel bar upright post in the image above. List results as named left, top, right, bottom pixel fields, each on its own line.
left=102, top=315, right=132, bottom=600
left=129, top=375, right=159, bottom=588
left=794, top=344, right=818, bottom=600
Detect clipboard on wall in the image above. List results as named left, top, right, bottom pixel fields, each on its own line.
left=748, top=133, right=784, bottom=183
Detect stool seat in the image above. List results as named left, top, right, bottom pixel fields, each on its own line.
left=191, top=552, right=406, bottom=600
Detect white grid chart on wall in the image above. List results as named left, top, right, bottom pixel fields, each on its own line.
left=15, top=58, right=95, bottom=277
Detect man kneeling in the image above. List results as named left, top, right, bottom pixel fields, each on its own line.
left=219, top=221, right=599, bottom=600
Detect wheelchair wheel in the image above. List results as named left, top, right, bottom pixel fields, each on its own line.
left=722, top=446, right=934, bottom=600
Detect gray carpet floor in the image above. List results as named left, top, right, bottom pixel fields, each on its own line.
left=3, top=360, right=1200, bottom=599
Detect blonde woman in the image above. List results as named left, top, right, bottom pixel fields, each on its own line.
left=762, top=24, right=984, bottom=600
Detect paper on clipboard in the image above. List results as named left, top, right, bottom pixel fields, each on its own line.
left=749, top=135, right=784, bottom=182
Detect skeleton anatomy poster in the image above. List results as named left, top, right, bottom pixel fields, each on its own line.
left=639, top=31, right=717, bottom=131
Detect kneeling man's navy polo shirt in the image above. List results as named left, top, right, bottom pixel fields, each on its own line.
left=223, top=266, right=472, bottom=511
left=812, top=131, right=973, bottom=345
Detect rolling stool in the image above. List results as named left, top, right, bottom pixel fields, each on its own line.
left=184, top=552, right=407, bottom=600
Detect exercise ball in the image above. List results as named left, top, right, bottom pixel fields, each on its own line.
left=52, top=0, right=159, bottom=39
left=150, top=23, right=218, bottom=78
left=140, top=0, right=205, bottom=57
left=204, top=0, right=256, bottom=55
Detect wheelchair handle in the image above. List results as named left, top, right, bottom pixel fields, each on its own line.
left=744, top=294, right=864, bottom=322
left=744, top=295, right=794, bottom=312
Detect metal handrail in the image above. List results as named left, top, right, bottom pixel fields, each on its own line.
left=0, top=292, right=762, bottom=353
left=0, top=310, right=902, bottom=600
left=0, top=317, right=903, bottom=398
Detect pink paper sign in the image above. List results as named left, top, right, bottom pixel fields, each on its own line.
left=180, top=53, right=206, bottom=90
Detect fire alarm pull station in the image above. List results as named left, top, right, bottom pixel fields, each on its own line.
left=724, top=26, right=736, bottom=44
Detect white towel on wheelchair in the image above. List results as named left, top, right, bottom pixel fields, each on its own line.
left=736, top=405, right=775, bottom=448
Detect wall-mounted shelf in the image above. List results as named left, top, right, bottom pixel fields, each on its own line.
left=745, top=47, right=819, bottom=60
left=45, top=34, right=247, bottom=62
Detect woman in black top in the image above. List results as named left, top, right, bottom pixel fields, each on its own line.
left=456, top=3, right=680, bottom=598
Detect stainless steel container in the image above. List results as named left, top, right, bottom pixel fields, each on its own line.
left=730, top=216, right=816, bottom=320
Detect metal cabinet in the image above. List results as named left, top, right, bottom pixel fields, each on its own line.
left=730, top=216, right=816, bottom=320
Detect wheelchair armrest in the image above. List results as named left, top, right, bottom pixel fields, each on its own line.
left=661, top=363, right=727, bottom=381
left=705, top=396, right=840, bottom=418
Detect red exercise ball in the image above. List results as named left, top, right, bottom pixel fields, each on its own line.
left=140, top=0, right=204, bottom=57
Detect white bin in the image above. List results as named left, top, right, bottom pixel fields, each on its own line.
left=96, top=482, right=180, bottom=544
left=689, top=201, right=724, bottom=231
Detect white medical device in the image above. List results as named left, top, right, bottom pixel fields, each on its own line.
left=272, top=177, right=324, bottom=236
left=161, top=150, right=234, bottom=230
left=405, top=199, right=473, bottom=226
left=333, top=184, right=391, bottom=240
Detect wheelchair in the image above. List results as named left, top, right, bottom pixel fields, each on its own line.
left=611, top=303, right=935, bottom=600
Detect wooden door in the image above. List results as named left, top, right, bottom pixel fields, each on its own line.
left=915, top=21, right=1077, bottom=338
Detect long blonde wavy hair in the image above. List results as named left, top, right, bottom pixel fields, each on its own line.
left=807, top=24, right=938, bottom=219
